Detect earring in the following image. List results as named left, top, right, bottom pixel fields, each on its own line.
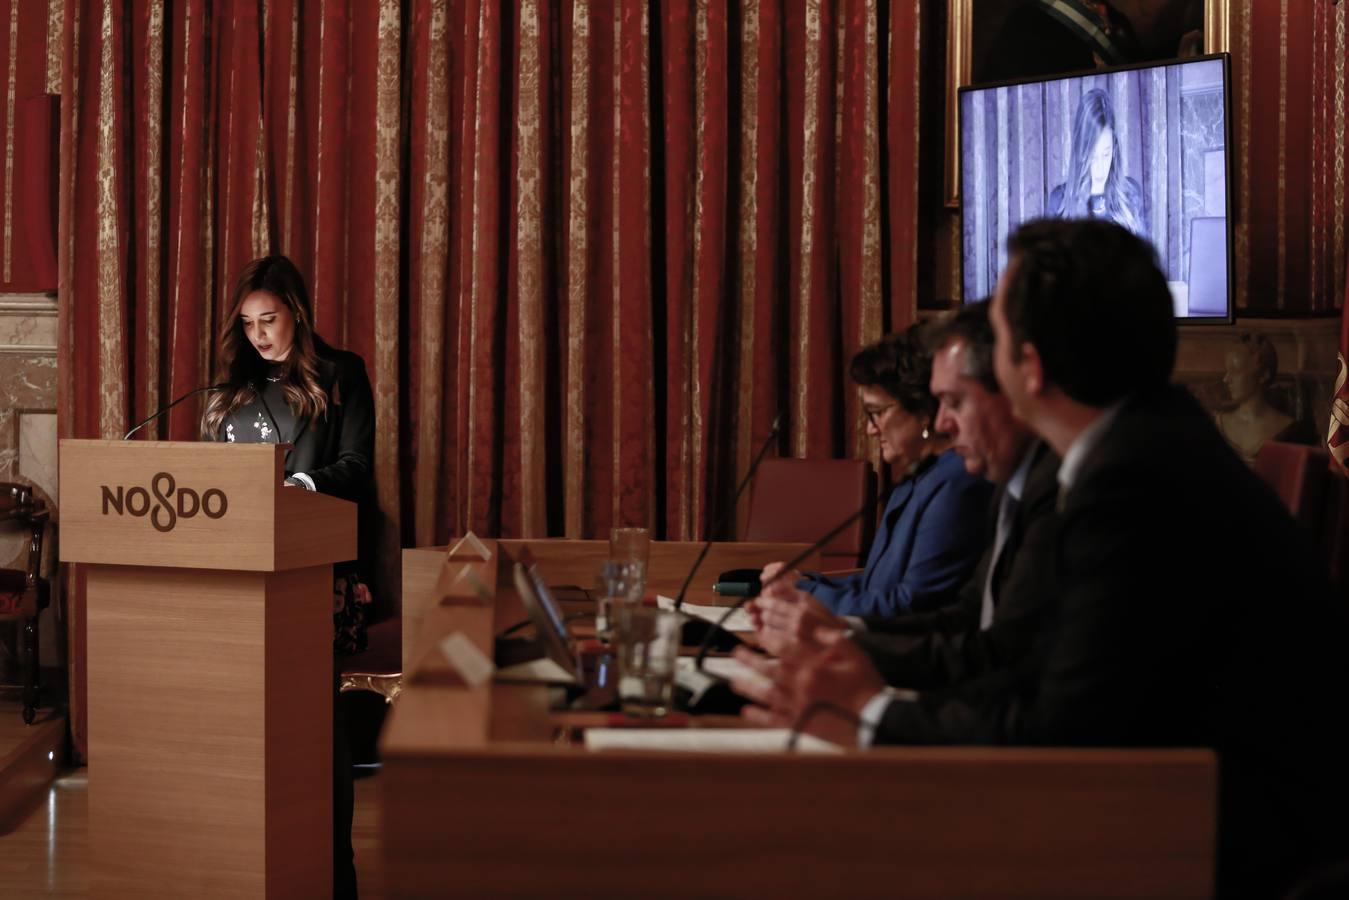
left=921, top=427, right=931, bottom=440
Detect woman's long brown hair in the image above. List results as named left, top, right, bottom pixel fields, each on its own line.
left=201, top=256, right=332, bottom=437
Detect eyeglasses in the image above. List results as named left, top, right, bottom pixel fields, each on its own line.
left=863, top=402, right=897, bottom=429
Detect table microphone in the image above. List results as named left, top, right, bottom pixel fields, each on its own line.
left=123, top=383, right=229, bottom=440
left=672, top=411, right=784, bottom=612
left=692, top=483, right=890, bottom=672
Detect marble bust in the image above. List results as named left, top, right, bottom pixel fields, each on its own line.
left=1214, top=334, right=1298, bottom=465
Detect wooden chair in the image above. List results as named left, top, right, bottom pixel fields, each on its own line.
left=1253, top=441, right=1332, bottom=534
left=339, top=616, right=401, bottom=768
left=744, top=458, right=877, bottom=571
left=0, top=483, right=50, bottom=724
left=339, top=616, right=402, bottom=704
left=1253, top=441, right=1349, bottom=606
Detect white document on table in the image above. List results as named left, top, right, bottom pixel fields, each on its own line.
left=495, top=656, right=577, bottom=685
left=584, top=728, right=840, bottom=754
left=656, top=594, right=755, bottom=632
left=675, top=656, right=768, bottom=689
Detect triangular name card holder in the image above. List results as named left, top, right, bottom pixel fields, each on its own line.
left=435, top=562, right=494, bottom=605
left=407, top=631, right=496, bottom=687
left=445, top=531, right=492, bottom=563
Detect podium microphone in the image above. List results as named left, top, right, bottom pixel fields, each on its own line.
left=672, top=411, right=785, bottom=612
left=123, top=384, right=229, bottom=441
left=693, top=483, right=889, bottom=672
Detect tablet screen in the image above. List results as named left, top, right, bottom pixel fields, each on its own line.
left=509, top=546, right=579, bottom=679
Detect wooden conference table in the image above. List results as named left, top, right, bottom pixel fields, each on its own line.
left=382, top=539, right=1215, bottom=898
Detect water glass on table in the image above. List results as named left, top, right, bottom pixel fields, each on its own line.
left=596, top=559, right=645, bottom=642
left=609, top=526, right=650, bottom=576
left=614, top=605, right=681, bottom=718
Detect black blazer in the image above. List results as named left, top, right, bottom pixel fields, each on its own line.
left=873, top=385, right=1349, bottom=896
left=212, top=347, right=375, bottom=504
left=281, top=348, right=375, bottom=503
left=211, top=347, right=376, bottom=583
left=854, top=441, right=1060, bottom=692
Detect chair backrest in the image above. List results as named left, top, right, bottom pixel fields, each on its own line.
left=1253, top=441, right=1331, bottom=534
left=0, top=482, right=34, bottom=514
left=744, top=458, right=877, bottom=571
left=1253, top=442, right=1349, bottom=596
left=1321, top=469, right=1349, bottom=595
left=0, top=481, right=47, bottom=582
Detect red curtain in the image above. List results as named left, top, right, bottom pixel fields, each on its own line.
left=1332, top=275, right=1349, bottom=472
left=1238, top=0, right=1348, bottom=313
left=0, top=0, right=58, bottom=291
left=56, top=0, right=925, bottom=759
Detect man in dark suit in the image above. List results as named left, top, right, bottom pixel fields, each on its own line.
left=734, top=219, right=1348, bottom=897
left=751, top=301, right=1062, bottom=699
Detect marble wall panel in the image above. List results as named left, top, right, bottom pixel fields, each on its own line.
left=0, top=292, right=58, bottom=672
left=19, top=412, right=56, bottom=502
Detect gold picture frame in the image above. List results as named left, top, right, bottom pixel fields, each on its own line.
left=944, top=0, right=1237, bottom=207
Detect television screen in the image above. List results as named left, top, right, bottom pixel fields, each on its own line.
left=960, top=54, right=1233, bottom=322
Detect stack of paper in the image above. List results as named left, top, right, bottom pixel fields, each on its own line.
left=675, top=655, right=768, bottom=690
left=584, top=728, right=839, bottom=754
left=656, top=594, right=754, bottom=632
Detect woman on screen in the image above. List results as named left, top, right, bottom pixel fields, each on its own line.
left=1048, top=88, right=1147, bottom=239
left=201, top=254, right=372, bottom=899
left=758, top=326, right=992, bottom=619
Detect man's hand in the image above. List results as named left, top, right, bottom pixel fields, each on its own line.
left=728, top=629, right=886, bottom=747
left=757, top=561, right=801, bottom=596
left=749, top=589, right=848, bottom=657
left=747, top=559, right=812, bottom=635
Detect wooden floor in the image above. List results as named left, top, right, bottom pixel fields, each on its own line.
left=0, top=767, right=388, bottom=898
left=0, top=700, right=65, bottom=832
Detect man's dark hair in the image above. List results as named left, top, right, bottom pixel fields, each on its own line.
left=1003, top=218, right=1176, bottom=407
left=926, top=300, right=999, bottom=394
left=850, top=325, right=939, bottom=423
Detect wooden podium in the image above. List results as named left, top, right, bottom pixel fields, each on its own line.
left=59, top=440, right=357, bottom=898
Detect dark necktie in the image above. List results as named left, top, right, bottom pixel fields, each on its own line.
left=980, top=491, right=1021, bottom=630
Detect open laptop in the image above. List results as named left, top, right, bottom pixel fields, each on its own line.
left=502, top=545, right=580, bottom=684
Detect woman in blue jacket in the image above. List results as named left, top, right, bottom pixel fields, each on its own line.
left=794, top=326, right=991, bottom=618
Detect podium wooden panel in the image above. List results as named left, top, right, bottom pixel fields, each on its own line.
left=60, top=440, right=356, bottom=899
left=383, top=539, right=1216, bottom=899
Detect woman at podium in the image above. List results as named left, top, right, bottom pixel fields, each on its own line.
left=201, top=254, right=372, bottom=900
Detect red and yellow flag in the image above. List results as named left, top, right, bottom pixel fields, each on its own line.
left=1330, top=277, right=1349, bottom=474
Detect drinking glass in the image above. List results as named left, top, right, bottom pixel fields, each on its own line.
left=596, top=559, right=644, bottom=643
left=609, top=526, right=650, bottom=575
left=614, top=605, right=680, bottom=717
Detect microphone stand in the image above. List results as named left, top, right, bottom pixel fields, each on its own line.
left=672, top=412, right=784, bottom=611
left=123, top=384, right=228, bottom=441
left=693, top=485, right=889, bottom=672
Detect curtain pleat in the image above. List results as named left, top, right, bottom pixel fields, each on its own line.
left=57, top=0, right=926, bottom=761
left=507, top=0, right=549, bottom=539
left=659, top=0, right=692, bottom=538
left=611, top=0, right=655, bottom=534
left=410, top=0, right=452, bottom=546
left=1310, top=0, right=1348, bottom=313
left=1238, top=0, right=1347, bottom=313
